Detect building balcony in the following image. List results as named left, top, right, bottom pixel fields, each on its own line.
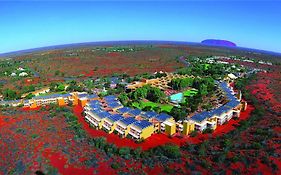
left=85, top=116, right=98, bottom=127
left=116, top=125, right=126, bottom=131
left=115, top=127, right=125, bottom=135
left=129, top=131, right=140, bottom=139
left=103, top=124, right=111, bottom=131
left=86, top=114, right=101, bottom=122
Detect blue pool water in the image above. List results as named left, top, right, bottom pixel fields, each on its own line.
left=170, top=93, right=183, bottom=103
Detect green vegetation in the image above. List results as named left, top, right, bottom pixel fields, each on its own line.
left=168, top=77, right=193, bottom=90
left=66, top=80, right=83, bottom=92
left=2, top=88, right=19, bottom=100
left=202, top=128, right=213, bottom=134
left=132, top=100, right=173, bottom=113
left=183, top=89, right=198, bottom=97
left=151, top=144, right=181, bottom=159
left=50, top=82, right=66, bottom=92
left=168, top=107, right=187, bottom=121
left=102, top=46, right=143, bottom=53
left=131, top=85, right=165, bottom=103
left=31, top=134, right=39, bottom=139
left=111, top=162, right=121, bottom=169
left=177, top=56, right=245, bottom=80
left=189, top=130, right=198, bottom=137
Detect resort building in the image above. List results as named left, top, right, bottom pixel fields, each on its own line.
left=189, top=111, right=218, bottom=131
left=102, top=114, right=124, bottom=133
left=25, top=93, right=72, bottom=108
left=212, top=106, right=233, bottom=125
left=182, top=120, right=195, bottom=135
left=103, top=95, right=123, bottom=111
left=139, top=111, right=158, bottom=120
left=161, top=120, right=177, bottom=136
left=126, top=72, right=193, bottom=91
left=84, top=100, right=102, bottom=112
left=176, top=120, right=195, bottom=135
left=188, top=80, right=242, bottom=132
left=155, top=113, right=176, bottom=135
left=127, top=108, right=142, bottom=118
left=115, top=117, right=137, bottom=137
left=128, top=120, right=154, bottom=140
left=77, top=93, right=99, bottom=107
left=84, top=110, right=111, bottom=129
left=116, top=107, right=133, bottom=115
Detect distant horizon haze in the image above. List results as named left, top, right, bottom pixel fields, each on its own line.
left=1, top=40, right=281, bottom=57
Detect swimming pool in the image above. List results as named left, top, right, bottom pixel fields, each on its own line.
left=170, top=93, right=183, bottom=103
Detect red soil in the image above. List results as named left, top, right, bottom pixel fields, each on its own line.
left=42, top=149, right=94, bottom=175
left=106, top=52, right=121, bottom=57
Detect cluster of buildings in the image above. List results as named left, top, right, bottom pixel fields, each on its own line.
left=0, top=75, right=247, bottom=141
left=126, top=72, right=193, bottom=91
left=10, top=67, right=29, bottom=77
left=83, top=95, right=177, bottom=140
left=0, top=92, right=99, bottom=108
left=83, top=80, right=246, bottom=140
left=186, top=81, right=247, bottom=132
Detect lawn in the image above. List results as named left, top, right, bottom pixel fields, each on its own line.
left=204, top=64, right=210, bottom=70
left=132, top=100, right=173, bottom=113
left=183, top=89, right=198, bottom=97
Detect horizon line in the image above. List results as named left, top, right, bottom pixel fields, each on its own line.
left=1, top=40, right=281, bottom=57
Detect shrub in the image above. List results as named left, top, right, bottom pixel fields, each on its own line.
left=111, top=162, right=120, bottom=170
left=202, top=128, right=213, bottom=134
left=31, top=134, right=39, bottom=139
left=190, top=130, right=198, bottom=137
left=152, top=144, right=181, bottom=159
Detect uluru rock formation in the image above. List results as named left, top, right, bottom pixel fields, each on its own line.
left=201, top=39, right=237, bottom=47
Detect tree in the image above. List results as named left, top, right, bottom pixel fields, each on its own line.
left=169, top=107, right=187, bottom=121
left=133, top=86, right=148, bottom=100
left=22, top=85, right=35, bottom=93
left=146, top=85, right=165, bottom=102
left=153, top=144, right=181, bottom=159
left=118, top=93, right=129, bottom=105
left=118, top=147, right=131, bottom=159
left=25, top=93, right=35, bottom=99
left=199, top=84, right=208, bottom=96
left=155, top=72, right=167, bottom=78
left=111, top=162, right=120, bottom=169
left=55, top=70, right=60, bottom=76
left=50, top=82, right=58, bottom=92
left=57, top=84, right=65, bottom=91
left=3, top=88, right=18, bottom=100
left=202, top=128, right=213, bottom=134
left=132, top=147, right=142, bottom=159
left=66, top=80, right=81, bottom=92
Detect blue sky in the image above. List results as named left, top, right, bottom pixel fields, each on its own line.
left=0, top=1, right=281, bottom=53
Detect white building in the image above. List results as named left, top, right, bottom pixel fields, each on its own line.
left=19, top=72, right=28, bottom=77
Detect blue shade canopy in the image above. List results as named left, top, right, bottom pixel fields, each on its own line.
left=117, top=107, right=133, bottom=114
left=107, top=114, right=124, bottom=122
left=133, top=120, right=153, bottom=129
left=155, top=113, right=171, bottom=122
left=119, top=117, right=137, bottom=126
left=141, top=111, right=158, bottom=119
